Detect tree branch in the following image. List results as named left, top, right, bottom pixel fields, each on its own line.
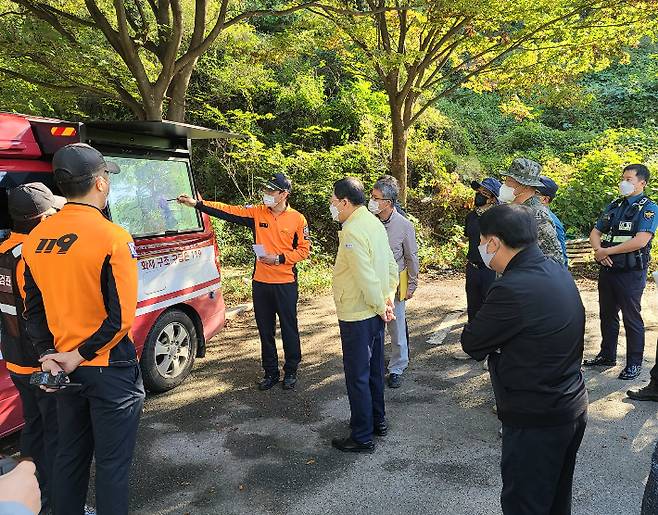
left=0, top=67, right=82, bottom=91
left=408, top=4, right=598, bottom=126
left=10, top=0, right=96, bottom=28
left=9, top=0, right=80, bottom=44
left=397, top=17, right=469, bottom=104
left=0, top=61, right=145, bottom=119
left=397, top=6, right=407, bottom=55
left=155, top=0, right=183, bottom=93
left=173, top=2, right=410, bottom=74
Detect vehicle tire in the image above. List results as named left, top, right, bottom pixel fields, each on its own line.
left=140, top=309, right=198, bottom=393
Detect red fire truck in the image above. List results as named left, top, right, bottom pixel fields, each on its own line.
left=0, top=113, right=238, bottom=437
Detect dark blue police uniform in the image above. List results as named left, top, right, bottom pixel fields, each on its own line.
left=594, top=193, right=658, bottom=369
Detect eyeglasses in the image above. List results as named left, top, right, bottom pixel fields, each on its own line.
left=370, top=196, right=391, bottom=201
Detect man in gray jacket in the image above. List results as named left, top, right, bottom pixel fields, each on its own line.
left=369, top=175, right=420, bottom=388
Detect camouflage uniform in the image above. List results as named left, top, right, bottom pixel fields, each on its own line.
left=523, top=196, right=565, bottom=266
left=506, top=157, right=565, bottom=266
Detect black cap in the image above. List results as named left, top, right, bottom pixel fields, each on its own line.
left=52, top=143, right=120, bottom=185
left=262, top=173, right=291, bottom=193
left=537, top=176, right=559, bottom=200
left=8, top=183, right=66, bottom=221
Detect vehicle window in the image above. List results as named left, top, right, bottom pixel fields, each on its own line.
left=0, top=172, right=60, bottom=238
left=105, top=157, right=202, bottom=238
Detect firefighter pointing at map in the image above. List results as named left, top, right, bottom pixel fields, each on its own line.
left=178, top=173, right=310, bottom=391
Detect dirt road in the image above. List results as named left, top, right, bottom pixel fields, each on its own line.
left=120, top=275, right=658, bottom=515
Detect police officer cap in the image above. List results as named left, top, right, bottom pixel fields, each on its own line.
left=8, top=183, right=66, bottom=221
left=263, top=173, right=292, bottom=193
left=53, top=143, right=120, bottom=185
left=537, top=176, right=559, bottom=200
left=470, top=177, right=501, bottom=198
left=506, top=158, right=544, bottom=188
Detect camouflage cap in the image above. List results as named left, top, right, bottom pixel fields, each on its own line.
left=506, top=158, right=544, bottom=188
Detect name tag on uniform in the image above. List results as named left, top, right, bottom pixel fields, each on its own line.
left=619, top=221, right=632, bottom=231
left=259, top=222, right=269, bottom=228
left=0, top=268, right=11, bottom=293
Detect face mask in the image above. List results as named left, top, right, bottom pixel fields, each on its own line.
left=474, top=193, right=488, bottom=207
left=330, top=203, right=341, bottom=221
left=263, top=194, right=277, bottom=207
left=498, top=184, right=516, bottom=204
left=368, top=199, right=382, bottom=214
left=478, top=239, right=497, bottom=270
left=619, top=180, right=635, bottom=197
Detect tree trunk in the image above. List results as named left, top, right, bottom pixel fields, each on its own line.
left=166, top=60, right=197, bottom=122
left=143, top=94, right=164, bottom=121
left=389, top=98, right=409, bottom=205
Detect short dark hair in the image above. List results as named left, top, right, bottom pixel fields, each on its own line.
left=624, top=164, right=650, bottom=183
left=479, top=204, right=538, bottom=249
left=12, top=218, right=40, bottom=235
left=334, top=177, right=366, bottom=206
left=56, top=175, right=98, bottom=199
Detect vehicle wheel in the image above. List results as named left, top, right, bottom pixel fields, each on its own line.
left=140, top=309, right=198, bottom=393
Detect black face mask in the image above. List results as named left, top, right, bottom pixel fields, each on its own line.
left=474, top=193, right=488, bottom=207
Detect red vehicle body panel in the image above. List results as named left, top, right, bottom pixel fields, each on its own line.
left=0, top=113, right=228, bottom=438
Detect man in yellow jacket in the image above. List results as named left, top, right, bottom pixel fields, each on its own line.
left=329, top=177, right=399, bottom=453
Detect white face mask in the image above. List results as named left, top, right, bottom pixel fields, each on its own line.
left=330, top=203, right=341, bottom=221
left=619, top=180, right=635, bottom=197
left=478, top=239, right=497, bottom=270
left=263, top=194, right=277, bottom=207
left=368, top=199, right=382, bottom=214
left=498, top=184, right=516, bottom=204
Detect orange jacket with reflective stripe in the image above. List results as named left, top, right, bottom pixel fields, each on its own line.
left=0, top=232, right=39, bottom=374
left=197, top=201, right=310, bottom=284
left=22, top=203, right=139, bottom=367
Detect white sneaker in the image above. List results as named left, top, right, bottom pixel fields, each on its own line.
left=482, top=356, right=489, bottom=371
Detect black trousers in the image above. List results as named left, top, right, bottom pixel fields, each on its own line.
left=338, top=315, right=386, bottom=444
left=501, top=413, right=587, bottom=515
left=465, top=262, right=496, bottom=323
left=10, top=372, right=58, bottom=508
left=252, top=280, right=302, bottom=377
left=598, top=269, right=646, bottom=367
left=52, top=365, right=145, bottom=515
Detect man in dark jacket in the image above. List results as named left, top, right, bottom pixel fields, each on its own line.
left=461, top=204, right=588, bottom=515
left=464, top=177, right=501, bottom=323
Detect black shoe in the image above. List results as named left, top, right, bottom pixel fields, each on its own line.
left=374, top=421, right=388, bottom=437
left=618, top=365, right=642, bottom=380
left=257, top=375, right=280, bottom=391
left=583, top=355, right=617, bottom=367
left=387, top=373, right=402, bottom=389
left=627, top=380, right=658, bottom=401
left=331, top=436, right=375, bottom=453
left=282, top=373, right=297, bottom=390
